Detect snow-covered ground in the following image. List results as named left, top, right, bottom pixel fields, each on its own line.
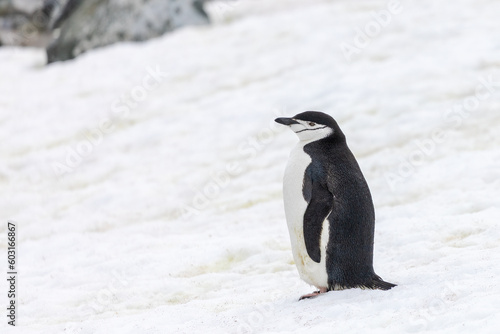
left=2, top=0, right=500, bottom=333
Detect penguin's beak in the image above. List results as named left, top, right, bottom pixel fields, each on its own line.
left=275, top=117, right=299, bottom=126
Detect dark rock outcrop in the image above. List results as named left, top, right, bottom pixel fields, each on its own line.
left=1, top=0, right=211, bottom=63
left=0, top=0, right=50, bottom=47
left=46, top=0, right=210, bottom=63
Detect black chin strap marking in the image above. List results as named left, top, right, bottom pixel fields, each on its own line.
left=294, top=125, right=327, bottom=134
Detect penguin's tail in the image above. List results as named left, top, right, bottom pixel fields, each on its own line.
left=368, top=275, right=397, bottom=291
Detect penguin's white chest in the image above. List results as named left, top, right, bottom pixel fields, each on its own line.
left=283, top=142, right=329, bottom=289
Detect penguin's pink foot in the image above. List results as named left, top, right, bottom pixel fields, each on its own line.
left=299, top=287, right=328, bottom=300
left=299, top=291, right=321, bottom=300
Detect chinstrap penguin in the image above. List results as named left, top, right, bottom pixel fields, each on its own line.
left=275, top=111, right=396, bottom=300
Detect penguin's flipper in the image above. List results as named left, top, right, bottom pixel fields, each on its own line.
left=302, top=168, right=333, bottom=263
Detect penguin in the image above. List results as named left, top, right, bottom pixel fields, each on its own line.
left=275, top=111, right=396, bottom=300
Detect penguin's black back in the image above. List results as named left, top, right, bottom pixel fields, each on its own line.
left=303, top=127, right=394, bottom=291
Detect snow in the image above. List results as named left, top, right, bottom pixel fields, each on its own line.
left=10, top=0, right=45, bottom=13
left=1, top=0, right=500, bottom=333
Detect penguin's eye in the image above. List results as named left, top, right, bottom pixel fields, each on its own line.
left=308, top=122, right=316, bottom=127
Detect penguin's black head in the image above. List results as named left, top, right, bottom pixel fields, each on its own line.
left=275, top=111, right=344, bottom=142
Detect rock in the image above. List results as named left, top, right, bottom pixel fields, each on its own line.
left=0, top=0, right=51, bottom=47
left=46, top=0, right=210, bottom=63
left=46, top=0, right=77, bottom=29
